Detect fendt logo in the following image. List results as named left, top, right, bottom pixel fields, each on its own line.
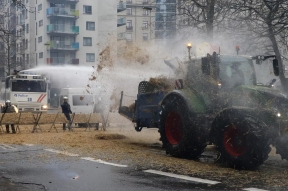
left=14, top=94, right=28, bottom=97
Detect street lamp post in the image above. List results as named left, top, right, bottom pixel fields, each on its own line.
left=187, top=43, right=192, bottom=60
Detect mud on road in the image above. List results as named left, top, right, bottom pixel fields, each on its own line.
left=0, top=113, right=287, bottom=190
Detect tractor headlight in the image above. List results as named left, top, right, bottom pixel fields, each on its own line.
left=277, top=112, right=281, bottom=117
left=272, top=107, right=282, bottom=118
left=218, top=83, right=222, bottom=89
left=41, top=105, right=48, bottom=110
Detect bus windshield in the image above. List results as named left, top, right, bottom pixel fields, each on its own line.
left=11, top=80, right=47, bottom=92
left=219, top=56, right=256, bottom=88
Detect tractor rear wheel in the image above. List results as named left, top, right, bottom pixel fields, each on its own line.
left=211, top=110, right=271, bottom=170
left=159, top=94, right=206, bottom=159
left=275, top=135, right=288, bottom=160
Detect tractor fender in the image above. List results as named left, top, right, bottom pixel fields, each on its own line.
left=160, top=89, right=207, bottom=114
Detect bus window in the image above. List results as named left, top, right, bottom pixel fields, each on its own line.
left=72, top=95, right=94, bottom=106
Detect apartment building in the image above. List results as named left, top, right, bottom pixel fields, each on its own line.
left=117, top=0, right=177, bottom=43
left=155, top=0, right=176, bottom=40
left=117, top=0, right=155, bottom=43
left=16, top=0, right=117, bottom=68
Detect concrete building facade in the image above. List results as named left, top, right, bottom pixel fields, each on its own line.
left=117, top=0, right=155, bottom=43
left=16, top=0, right=117, bottom=68
left=117, top=0, right=177, bottom=43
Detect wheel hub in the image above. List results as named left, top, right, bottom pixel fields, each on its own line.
left=165, top=111, right=183, bottom=145
left=223, top=125, right=247, bottom=157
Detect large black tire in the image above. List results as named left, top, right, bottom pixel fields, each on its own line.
left=159, top=94, right=207, bottom=159
left=275, top=135, right=288, bottom=160
left=211, top=110, right=271, bottom=170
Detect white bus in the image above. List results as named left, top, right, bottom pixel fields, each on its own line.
left=2, top=71, right=49, bottom=112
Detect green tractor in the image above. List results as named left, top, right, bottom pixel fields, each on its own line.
left=119, top=51, right=288, bottom=170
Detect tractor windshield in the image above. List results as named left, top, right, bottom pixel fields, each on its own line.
left=219, top=55, right=255, bottom=88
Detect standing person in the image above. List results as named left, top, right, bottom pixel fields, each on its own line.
left=2, top=100, right=18, bottom=134
left=61, top=96, right=72, bottom=131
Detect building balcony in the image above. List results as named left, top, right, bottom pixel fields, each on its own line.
left=117, top=2, right=126, bottom=12
left=46, top=7, right=79, bottom=18
left=47, top=57, right=79, bottom=65
left=47, top=41, right=79, bottom=51
left=19, top=30, right=25, bottom=39
left=19, top=47, right=25, bottom=54
left=47, top=57, right=65, bottom=65
left=47, top=0, right=79, bottom=3
left=19, top=18, right=25, bottom=25
left=126, top=26, right=133, bottom=31
left=47, top=24, right=79, bottom=35
left=68, top=58, right=79, bottom=65
left=117, top=18, right=126, bottom=27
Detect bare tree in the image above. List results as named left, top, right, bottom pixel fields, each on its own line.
left=0, top=0, right=28, bottom=76
left=230, top=0, right=288, bottom=92
left=177, top=0, right=232, bottom=41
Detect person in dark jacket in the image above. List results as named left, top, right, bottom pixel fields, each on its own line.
left=61, top=96, right=72, bottom=131
left=2, top=100, right=18, bottom=134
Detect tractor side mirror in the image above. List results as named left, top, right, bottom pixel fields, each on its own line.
left=201, top=57, right=210, bottom=75
left=273, top=59, right=279, bottom=76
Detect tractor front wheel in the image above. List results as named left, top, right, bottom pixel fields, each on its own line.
left=211, top=110, right=271, bottom=170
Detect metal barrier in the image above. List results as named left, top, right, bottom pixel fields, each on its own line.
left=0, top=112, right=104, bottom=134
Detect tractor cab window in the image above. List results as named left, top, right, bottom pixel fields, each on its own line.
left=219, top=56, right=255, bottom=88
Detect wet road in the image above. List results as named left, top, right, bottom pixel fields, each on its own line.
left=0, top=144, right=223, bottom=191
left=0, top=144, right=279, bottom=191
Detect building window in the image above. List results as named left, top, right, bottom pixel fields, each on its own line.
left=126, top=33, right=132, bottom=41
left=25, top=9, right=28, bottom=19
left=83, top=5, right=92, bottom=14
left=86, top=53, right=95, bottom=62
left=143, top=10, right=149, bottom=16
left=26, top=54, right=29, bottom=65
left=143, top=21, right=148, bottom=29
left=126, top=20, right=132, bottom=29
left=39, top=20, right=43, bottom=26
left=25, top=39, right=28, bottom=49
left=126, top=8, right=132, bottom=15
left=26, top=23, right=29, bottom=33
left=38, top=4, right=42, bottom=11
left=143, top=0, right=148, bottom=4
left=143, top=33, right=148, bottom=41
left=86, top=22, right=95, bottom=31
left=0, top=42, right=4, bottom=50
left=26, top=0, right=28, bottom=3
left=39, top=52, right=43, bottom=58
left=83, top=37, right=92, bottom=46
left=127, top=0, right=132, bottom=3
left=38, top=36, right=42, bottom=43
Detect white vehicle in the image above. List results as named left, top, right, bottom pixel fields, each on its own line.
left=59, top=88, right=103, bottom=128
left=1, top=71, right=49, bottom=112
left=59, top=88, right=100, bottom=114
